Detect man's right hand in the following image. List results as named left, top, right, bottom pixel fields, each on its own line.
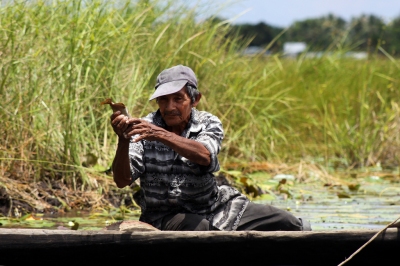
left=110, top=111, right=132, bottom=140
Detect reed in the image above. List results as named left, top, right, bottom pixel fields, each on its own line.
left=0, top=0, right=399, bottom=195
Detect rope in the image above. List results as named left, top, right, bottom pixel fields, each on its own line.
left=337, top=215, right=400, bottom=266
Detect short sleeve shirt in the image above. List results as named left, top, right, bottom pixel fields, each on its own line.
left=128, top=108, right=249, bottom=231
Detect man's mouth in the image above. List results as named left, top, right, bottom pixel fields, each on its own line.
left=164, top=112, right=181, bottom=116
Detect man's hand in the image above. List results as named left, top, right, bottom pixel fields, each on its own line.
left=110, top=111, right=132, bottom=140
left=124, top=118, right=164, bottom=142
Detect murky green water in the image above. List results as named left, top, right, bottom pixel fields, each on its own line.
left=262, top=197, right=399, bottom=231
left=0, top=209, right=141, bottom=230
left=1, top=179, right=399, bottom=231
left=258, top=181, right=400, bottom=231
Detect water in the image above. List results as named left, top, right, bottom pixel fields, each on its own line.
left=260, top=197, right=399, bottom=231
left=1, top=181, right=399, bottom=231
left=0, top=208, right=140, bottom=230
left=256, top=181, right=400, bottom=231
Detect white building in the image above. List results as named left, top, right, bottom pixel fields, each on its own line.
left=283, top=42, right=307, bottom=57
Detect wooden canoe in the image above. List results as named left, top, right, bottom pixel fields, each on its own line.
left=0, top=227, right=399, bottom=265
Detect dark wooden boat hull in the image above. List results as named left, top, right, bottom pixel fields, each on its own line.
left=0, top=228, right=398, bottom=265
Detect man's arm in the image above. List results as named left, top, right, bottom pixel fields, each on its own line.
left=112, top=138, right=132, bottom=188
left=153, top=129, right=211, bottom=166
left=125, top=118, right=211, bottom=166
left=110, top=112, right=134, bottom=188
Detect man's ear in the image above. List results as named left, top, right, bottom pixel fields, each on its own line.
left=192, top=93, right=202, bottom=107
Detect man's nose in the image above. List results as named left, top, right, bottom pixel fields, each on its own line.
left=165, top=99, right=175, bottom=110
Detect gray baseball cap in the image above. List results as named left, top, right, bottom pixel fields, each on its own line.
left=149, top=65, right=198, bottom=101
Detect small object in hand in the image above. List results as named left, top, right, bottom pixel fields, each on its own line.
left=102, top=98, right=131, bottom=139
left=101, top=98, right=130, bottom=117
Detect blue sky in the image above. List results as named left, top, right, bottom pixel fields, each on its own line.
left=195, top=0, right=400, bottom=27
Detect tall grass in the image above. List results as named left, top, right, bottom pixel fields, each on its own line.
left=287, top=54, right=400, bottom=169
left=0, top=0, right=399, bottom=195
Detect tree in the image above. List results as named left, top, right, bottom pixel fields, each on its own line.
left=348, top=15, right=386, bottom=52
left=231, top=22, right=284, bottom=51
left=284, top=14, right=347, bottom=51
left=214, top=13, right=400, bottom=56
left=381, top=17, right=400, bottom=55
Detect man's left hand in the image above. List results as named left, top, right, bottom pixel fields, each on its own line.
left=124, top=118, right=164, bottom=142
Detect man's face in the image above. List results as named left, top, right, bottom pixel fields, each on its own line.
left=157, top=87, right=196, bottom=129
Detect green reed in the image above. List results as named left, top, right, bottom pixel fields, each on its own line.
left=0, top=0, right=399, bottom=190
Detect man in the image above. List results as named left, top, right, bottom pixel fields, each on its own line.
left=110, top=65, right=311, bottom=231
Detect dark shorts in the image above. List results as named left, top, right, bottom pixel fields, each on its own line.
left=160, top=202, right=311, bottom=231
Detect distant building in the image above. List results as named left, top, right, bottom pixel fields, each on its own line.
left=242, top=46, right=271, bottom=56
left=304, top=51, right=325, bottom=58
left=283, top=42, right=307, bottom=57
left=304, top=51, right=368, bottom=59
left=344, top=51, right=368, bottom=59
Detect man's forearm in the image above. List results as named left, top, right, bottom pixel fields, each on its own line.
left=112, top=139, right=132, bottom=188
left=157, top=131, right=211, bottom=166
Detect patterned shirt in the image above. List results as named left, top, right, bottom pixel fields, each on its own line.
left=128, top=108, right=249, bottom=231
